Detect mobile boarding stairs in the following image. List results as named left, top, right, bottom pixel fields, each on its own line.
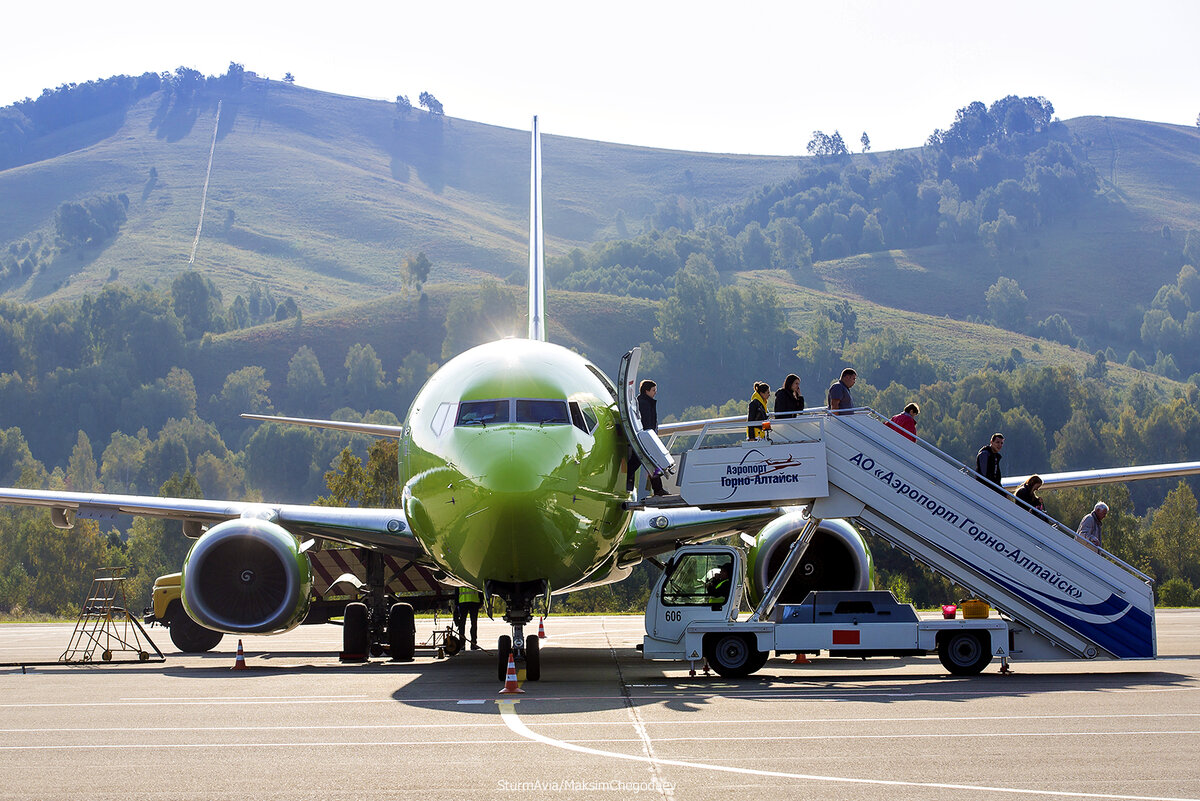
left=618, top=354, right=1156, bottom=666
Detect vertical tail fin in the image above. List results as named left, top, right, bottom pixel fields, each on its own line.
left=527, top=116, right=546, bottom=341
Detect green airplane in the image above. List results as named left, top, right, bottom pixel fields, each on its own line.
left=5, top=118, right=1191, bottom=680
left=0, top=118, right=840, bottom=680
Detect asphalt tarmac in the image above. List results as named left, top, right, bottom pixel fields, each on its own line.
left=2, top=610, right=1199, bottom=801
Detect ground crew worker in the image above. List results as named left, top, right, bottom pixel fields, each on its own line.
left=706, top=563, right=733, bottom=604
left=454, top=586, right=482, bottom=650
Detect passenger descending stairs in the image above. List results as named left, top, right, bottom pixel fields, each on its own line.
left=675, top=411, right=1157, bottom=662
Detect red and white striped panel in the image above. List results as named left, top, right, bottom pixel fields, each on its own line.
left=308, top=549, right=451, bottom=598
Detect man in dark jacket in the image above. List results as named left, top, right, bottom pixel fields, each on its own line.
left=975, top=433, right=1004, bottom=487
left=629, top=380, right=667, bottom=496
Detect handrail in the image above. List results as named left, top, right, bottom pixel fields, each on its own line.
left=851, top=407, right=1154, bottom=585
left=665, top=405, right=1153, bottom=586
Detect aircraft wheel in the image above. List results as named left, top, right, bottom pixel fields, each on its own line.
left=524, top=634, right=541, bottom=681
left=938, top=631, right=992, bottom=675
left=498, top=635, right=512, bottom=681
left=342, top=602, right=369, bottom=660
left=388, top=603, right=415, bottom=662
left=167, top=602, right=223, bottom=652
left=704, top=633, right=767, bottom=678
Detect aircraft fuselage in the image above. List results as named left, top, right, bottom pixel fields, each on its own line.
left=400, top=338, right=630, bottom=596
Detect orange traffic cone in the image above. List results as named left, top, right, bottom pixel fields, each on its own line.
left=232, top=639, right=248, bottom=671
left=537, top=617, right=546, bottom=639
left=499, top=650, right=524, bottom=694
left=792, top=652, right=810, bottom=664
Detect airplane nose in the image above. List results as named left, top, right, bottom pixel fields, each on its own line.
left=459, top=429, right=568, bottom=494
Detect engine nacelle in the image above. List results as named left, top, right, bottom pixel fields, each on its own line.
left=181, top=518, right=312, bottom=635
left=745, top=511, right=873, bottom=606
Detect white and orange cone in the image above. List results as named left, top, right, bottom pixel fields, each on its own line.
left=232, top=639, right=248, bottom=671
left=537, top=617, right=546, bottom=639
left=792, top=652, right=810, bottom=664
left=499, top=651, right=524, bottom=694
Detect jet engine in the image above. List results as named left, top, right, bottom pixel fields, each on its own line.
left=745, top=511, right=874, bottom=605
left=180, top=518, right=312, bottom=634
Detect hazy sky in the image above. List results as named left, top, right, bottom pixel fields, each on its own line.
left=4, top=0, right=1197, bottom=155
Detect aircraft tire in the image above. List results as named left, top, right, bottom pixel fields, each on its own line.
left=938, top=630, right=991, bottom=675
left=167, top=601, right=224, bottom=653
left=704, top=633, right=767, bottom=678
left=388, top=603, right=415, bottom=662
left=498, top=635, right=513, bottom=681
left=342, top=602, right=369, bottom=659
left=524, top=634, right=541, bottom=681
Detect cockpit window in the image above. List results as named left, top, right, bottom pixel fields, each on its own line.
left=456, top=400, right=510, bottom=426
left=516, top=399, right=570, bottom=425
left=570, top=401, right=598, bottom=434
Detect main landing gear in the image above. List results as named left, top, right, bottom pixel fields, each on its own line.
left=340, top=552, right=419, bottom=663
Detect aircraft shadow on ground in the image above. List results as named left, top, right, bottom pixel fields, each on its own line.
left=8, top=643, right=1193, bottom=718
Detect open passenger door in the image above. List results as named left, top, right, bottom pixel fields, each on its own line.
left=618, top=348, right=676, bottom=479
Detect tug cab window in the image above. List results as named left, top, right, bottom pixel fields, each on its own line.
left=456, top=400, right=509, bottom=426
left=661, top=552, right=735, bottom=607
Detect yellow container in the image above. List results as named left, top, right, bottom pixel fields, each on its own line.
left=960, top=599, right=990, bottom=619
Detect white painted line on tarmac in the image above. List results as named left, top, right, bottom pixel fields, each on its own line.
left=4, top=710, right=1200, bottom=735
left=120, top=694, right=368, bottom=701
left=0, top=739, right=529, bottom=751
left=497, top=700, right=1200, bottom=801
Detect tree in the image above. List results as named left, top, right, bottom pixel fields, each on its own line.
left=806, top=130, right=848, bottom=157
left=319, top=439, right=401, bottom=508
left=344, top=343, right=385, bottom=407
left=403, top=251, right=432, bottom=293
left=1144, top=482, right=1200, bottom=585
left=985, top=276, right=1028, bottom=330
left=286, top=345, right=326, bottom=412
left=860, top=132, right=871, bottom=153
left=66, top=431, right=99, bottom=491
left=395, top=95, right=412, bottom=114
left=418, top=91, right=444, bottom=116
left=171, top=270, right=224, bottom=340
left=283, top=73, right=295, bottom=84
left=214, top=365, right=273, bottom=420
left=737, top=222, right=771, bottom=268
left=768, top=217, right=813, bottom=269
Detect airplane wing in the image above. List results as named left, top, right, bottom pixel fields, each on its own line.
left=1003, top=461, right=1200, bottom=491
left=622, top=505, right=781, bottom=561
left=0, top=487, right=424, bottom=560
left=240, top=414, right=405, bottom=438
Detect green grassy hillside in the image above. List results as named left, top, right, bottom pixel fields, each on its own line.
left=738, top=269, right=1183, bottom=398
left=801, top=118, right=1200, bottom=335
left=0, top=79, right=799, bottom=311
left=3, top=78, right=1199, bottom=384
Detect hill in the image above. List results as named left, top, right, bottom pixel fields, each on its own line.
left=0, top=76, right=800, bottom=311
left=2, top=75, right=1199, bottom=387
left=803, top=117, right=1200, bottom=339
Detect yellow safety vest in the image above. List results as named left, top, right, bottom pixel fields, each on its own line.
left=458, top=587, right=481, bottom=603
